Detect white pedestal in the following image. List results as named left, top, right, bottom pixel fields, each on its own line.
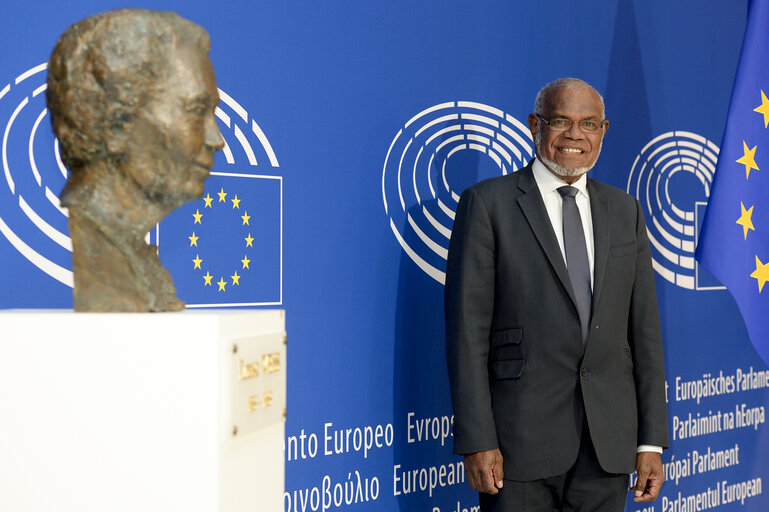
left=0, top=310, right=286, bottom=512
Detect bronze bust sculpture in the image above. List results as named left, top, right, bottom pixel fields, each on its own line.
left=47, top=9, right=223, bottom=311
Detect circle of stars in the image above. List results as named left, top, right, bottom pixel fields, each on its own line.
left=188, top=187, right=254, bottom=293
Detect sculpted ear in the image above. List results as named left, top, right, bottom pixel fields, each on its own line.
left=102, top=103, right=134, bottom=155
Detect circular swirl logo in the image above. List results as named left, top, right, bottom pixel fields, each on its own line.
left=382, top=101, right=534, bottom=283
left=0, top=63, right=279, bottom=291
left=626, top=131, right=722, bottom=290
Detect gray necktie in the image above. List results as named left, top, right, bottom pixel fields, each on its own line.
left=557, top=186, right=592, bottom=344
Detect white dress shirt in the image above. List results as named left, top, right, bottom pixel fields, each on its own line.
left=531, top=158, right=594, bottom=288
left=531, top=158, right=662, bottom=455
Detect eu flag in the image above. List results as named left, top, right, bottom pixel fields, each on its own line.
left=697, top=0, right=769, bottom=364
left=157, top=172, right=282, bottom=308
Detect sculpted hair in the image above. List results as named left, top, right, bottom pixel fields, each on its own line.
left=46, top=9, right=209, bottom=173
left=534, top=77, right=605, bottom=119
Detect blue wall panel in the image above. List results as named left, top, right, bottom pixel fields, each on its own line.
left=1, top=1, right=767, bottom=510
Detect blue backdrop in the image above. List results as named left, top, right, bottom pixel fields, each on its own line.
left=1, top=1, right=767, bottom=511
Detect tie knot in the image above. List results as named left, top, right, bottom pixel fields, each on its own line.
left=557, top=186, right=579, bottom=199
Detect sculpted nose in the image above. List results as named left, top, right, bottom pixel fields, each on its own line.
left=206, top=115, right=225, bottom=151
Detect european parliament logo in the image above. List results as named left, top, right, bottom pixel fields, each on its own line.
left=382, top=101, right=534, bottom=284
left=626, top=131, right=724, bottom=291
left=0, top=63, right=71, bottom=288
left=0, top=63, right=282, bottom=308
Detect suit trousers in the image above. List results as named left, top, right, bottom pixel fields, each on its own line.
left=478, top=420, right=629, bottom=512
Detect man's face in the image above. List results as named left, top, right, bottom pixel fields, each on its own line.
left=528, top=84, right=608, bottom=178
left=122, top=43, right=224, bottom=211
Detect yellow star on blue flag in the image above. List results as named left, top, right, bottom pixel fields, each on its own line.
left=697, top=0, right=769, bottom=365
left=156, top=173, right=282, bottom=307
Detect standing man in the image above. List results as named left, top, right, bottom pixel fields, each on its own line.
left=445, top=78, right=668, bottom=511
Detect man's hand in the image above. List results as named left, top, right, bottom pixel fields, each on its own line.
left=464, top=449, right=504, bottom=494
left=633, top=451, right=664, bottom=502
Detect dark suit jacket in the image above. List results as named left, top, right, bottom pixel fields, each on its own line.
left=445, top=162, right=669, bottom=481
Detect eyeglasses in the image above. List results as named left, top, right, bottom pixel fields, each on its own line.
left=536, top=114, right=606, bottom=133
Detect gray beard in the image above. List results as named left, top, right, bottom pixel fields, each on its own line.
left=534, top=129, right=601, bottom=178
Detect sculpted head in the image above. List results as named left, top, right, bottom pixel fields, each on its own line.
left=47, top=9, right=223, bottom=216
left=46, top=9, right=224, bottom=311
left=528, top=78, right=609, bottom=182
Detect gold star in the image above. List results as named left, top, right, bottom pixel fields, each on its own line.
left=751, top=255, right=769, bottom=293
left=245, top=233, right=254, bottom=247
left=193, top=209, right=203, bottom=224
left=755, top=90, right=769, bottom=128
left=217, top=277, right=227, bottom=291
left=203, top=193, right=213, bottom=208
left=189, top=232, right=199, bottom=247
left=736, top=141, right=759, bottom=179
left=232, top=195, right=241, bottom=209
left=736, top=202, right=756, bottom=240
left=231, top=271, right=241, bottom=285
left=203, top=271, right=213, bottom=286
left=241, top=211, right=250, bottom=225
left=241, top=254, right=251, bottom=269
left=193, top=254, right=203, bottom=269
left=218, top=187, right=228, bottom=202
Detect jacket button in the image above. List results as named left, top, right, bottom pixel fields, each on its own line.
left=581, top=368, right=589, bottom=377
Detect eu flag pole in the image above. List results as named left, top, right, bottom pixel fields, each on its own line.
left=697, top=0, right=769, bottom=365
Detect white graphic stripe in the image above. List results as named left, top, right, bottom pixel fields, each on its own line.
left=54, top=139, right=67, bottom=178
left=3, top=96, right=29, bottom=194
left=405, top=102, right=454, bottom=128
left=0, top=215, right=73, bottom=287
left=19, top=195, right=71, bottom=250
left=425, top=125, right=460, bottom=146
left=215, top=107, right=231, bottom=127
left=45, top=186, right=67, bottom=216
left=390, top=219, right=444, bottom=284
left=467, top=143, right=485, bottom=153
left=217, top=88, right=247, bottom=123
left=460, top=113, right=498, bottom=127
left=398, top=137, right=413, bottom=211
left=438, top=198, right=455, bottom=220
left=234, top=125, right=257, bottom=166
left=422, top=205, right=451, bottom=238
left=467, top=134, right=490, bottom=145
left=462, top=123, right=494, bottom=137
left=427, top=153, right=436, bottom=198
left=457, top=101, right=503, bottom=118
left=29, top=108, right=47, bottom=186
left=221, top=138, right=235, bottom=164
left=492, top=140, right=512, bottom=164
left=413, top=145, right=424, bottom=205
left=382, top=129, right=402, bottom=215
left=501, top=124, right=532, bottom=157
left=416, top=114, right=459, bottom=139
left=15, top=63, right=47, bottom=84
left=252, top=120, right=279, bottom=167
left=408, top=213, right=448, bottom=258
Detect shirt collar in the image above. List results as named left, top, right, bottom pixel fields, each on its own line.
left=532, top=157, right=589, bottom=198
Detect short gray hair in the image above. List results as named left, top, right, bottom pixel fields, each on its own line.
left=534, top=78, right=605, bottom=119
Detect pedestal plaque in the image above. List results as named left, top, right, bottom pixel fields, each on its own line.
left=0, top=310, right=286, bottom=512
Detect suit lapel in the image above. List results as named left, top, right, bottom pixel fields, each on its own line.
left=515, top=165, right=578, bottom=309
left=588, top=179, right=609, bottom=315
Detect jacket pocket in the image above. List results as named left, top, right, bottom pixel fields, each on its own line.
left=490, top=328, right=525, bottom=380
